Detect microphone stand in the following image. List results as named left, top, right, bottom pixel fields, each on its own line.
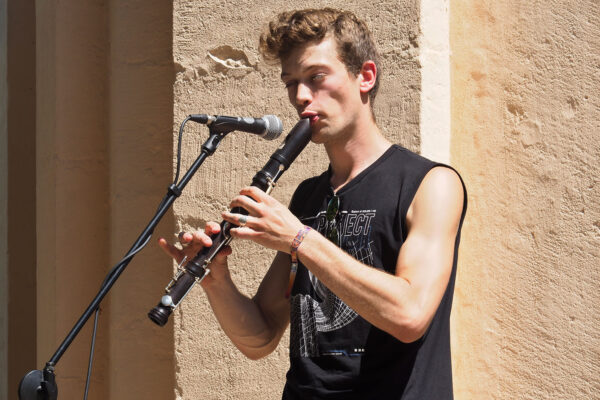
left=18, top=125, right=231, bottom=400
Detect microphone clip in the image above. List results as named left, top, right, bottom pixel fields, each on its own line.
left=201, top=129, right=228, bottom=155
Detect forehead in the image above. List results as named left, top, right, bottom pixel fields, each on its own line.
left=280, top=37, right=345, bottom=77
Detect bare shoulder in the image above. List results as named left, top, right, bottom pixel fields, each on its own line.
left=420, top=166, right=464, bottom=202
left=406, top=166, right=465, bottom=234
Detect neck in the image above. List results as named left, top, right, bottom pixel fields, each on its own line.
left=325, top=117, right=391, bottom=191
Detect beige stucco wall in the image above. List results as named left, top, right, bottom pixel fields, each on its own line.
left=451, top=0, right=600, bottom=398
left=420, top=0, right=451, bottom=163
left=3, top=1, right=599, bottom=399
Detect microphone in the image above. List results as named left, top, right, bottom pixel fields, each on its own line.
left=188, top=114, right=283, bottom=140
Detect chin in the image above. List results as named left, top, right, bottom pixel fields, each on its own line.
left=311, top=125, right=346, bottom=146
left=309, top=129, right=328, bottom=144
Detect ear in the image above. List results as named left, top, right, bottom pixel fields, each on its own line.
left=358, top=60, right=377, bottom=94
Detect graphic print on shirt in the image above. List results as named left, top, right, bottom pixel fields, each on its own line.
left=290, top=209, right=376, bottom=357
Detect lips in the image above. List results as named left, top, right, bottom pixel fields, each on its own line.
left=300, top=111, right=319, bottom=125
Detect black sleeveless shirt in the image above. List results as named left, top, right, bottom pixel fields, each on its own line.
left=283, top=145, right=467, bottom=399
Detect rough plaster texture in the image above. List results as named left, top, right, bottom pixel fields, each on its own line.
left=419, top=0, right=451, bottom=163
left=172, top=1, right=420, bottom=398
left=450, top=1, right=600, bottom=398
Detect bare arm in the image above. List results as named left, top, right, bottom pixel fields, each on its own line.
left=202, top=251, right=291, bottom=360
left=224, top=166, right=464, bottom=343
left=158, top=224, right=291, bottom=360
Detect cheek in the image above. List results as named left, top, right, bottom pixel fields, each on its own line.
left=325, top=79, right=353, bottom=102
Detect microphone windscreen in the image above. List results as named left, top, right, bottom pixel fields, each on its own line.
left=262, top=115, right=283, bottom=140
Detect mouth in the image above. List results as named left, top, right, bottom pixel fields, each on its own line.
left=300, top=111, right=320, bottom=125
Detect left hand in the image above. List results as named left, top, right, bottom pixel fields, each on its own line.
left=221, top=186, right=304, bottom=254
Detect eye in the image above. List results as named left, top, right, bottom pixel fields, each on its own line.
left=284, top=80, right=297, bottom=89
left=311, top=73, right=326, bottom=82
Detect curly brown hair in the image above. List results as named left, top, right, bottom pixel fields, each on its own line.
left=259, top=8, right=381, bottom=106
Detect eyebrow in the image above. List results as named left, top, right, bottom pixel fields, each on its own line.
left=281, top=63, right=331, bottom=80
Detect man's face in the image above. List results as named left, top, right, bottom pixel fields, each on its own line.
left=281, top=36, right=364, bottom=144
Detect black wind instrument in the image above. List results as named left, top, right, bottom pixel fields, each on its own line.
left=148, top=118, right=311, bottom=326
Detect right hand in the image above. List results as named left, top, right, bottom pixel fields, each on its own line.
left=158, top=221, right=233, bottom=286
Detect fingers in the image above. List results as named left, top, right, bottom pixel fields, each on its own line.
left=239, top=186, right=271, bottom=203
left=158, top=222, right=223, bottom=263
left=158, top=237, right=185, bottom=263
left=228, top=226, right=262, bottom=241
left=205, top=221, right=221, bottom=234
left=177, top=231, right=193, bottom=247
left=223, top=186, right=289, bottom=240
left=222, top=211, right=256, bottom=228
left=228, top=186, right=277, bottom=215
left=229, top=197, right=261, bottom=217
left=213, top=244, right=233, bottom=262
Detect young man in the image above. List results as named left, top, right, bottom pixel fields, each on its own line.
left=160, top=8, right=466, bottom=399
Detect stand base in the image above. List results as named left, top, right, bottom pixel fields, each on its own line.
left=19, top=368, right=58, bottom=400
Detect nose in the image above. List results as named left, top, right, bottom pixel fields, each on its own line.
left=294, top=82, right=312, bottom=107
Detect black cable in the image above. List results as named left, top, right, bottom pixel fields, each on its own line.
left=81, top=117, right=190, bottom=398
left=174, top=117, right=190, bottom=185
left=101, top=233, right=154, bottom=288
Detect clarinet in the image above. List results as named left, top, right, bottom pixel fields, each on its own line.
left=148, top=118, right=311, bottom=326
